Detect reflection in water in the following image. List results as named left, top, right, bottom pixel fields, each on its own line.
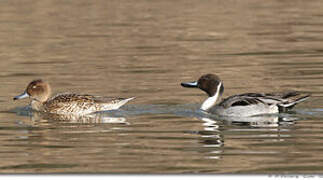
left=8, top=102, right=309, bottom=173
left=197, top=107, right=298, bottom=128
left=31, top=112, right=128, bottom=124
left=224, top=115, right=281, bottom=128
left=230, top=115, right=299, bottom=128
left=1, top=0, right=322, bottom=173
left=195, top=113, right=300, bottom=161
left=12, top=106, right=128, bottom=125
left=199, top=117, right=223, bottom=160
left=201, top=117, right=220, bottom=132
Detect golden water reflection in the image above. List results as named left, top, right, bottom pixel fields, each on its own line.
left=0, top=0, right=323, bottom=174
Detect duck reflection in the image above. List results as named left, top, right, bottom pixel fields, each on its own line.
left=13, top=106, right=129, bottom=124
left=195, top=117, right=223, bottom=160
left=195, top=113, right=298, bottom=160
left=221, top=114, right=297, bottom=128
left=31, top=111, right=128, bottom=124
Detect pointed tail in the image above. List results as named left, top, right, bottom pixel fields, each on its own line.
left=115, top=97, right=136, bottom=109
left=279, top=93, right=311, bottom=109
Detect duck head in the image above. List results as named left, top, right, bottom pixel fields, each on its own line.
left=181, top=74, right=224, bottom=111
left=14, top=79, right=51, bottom=103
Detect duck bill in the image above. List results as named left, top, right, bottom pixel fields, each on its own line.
left=13, top=91, right=29, bottom=101
left=181, top=81, right=198, bottom=88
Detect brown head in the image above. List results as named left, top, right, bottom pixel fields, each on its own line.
left=181, top=74, right=224, bottom=97
left=13, top=79, right=51, bottom=102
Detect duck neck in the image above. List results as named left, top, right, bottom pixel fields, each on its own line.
left=31, top=99, right=44, bottom=111
left=200, top=82, right=222, bottom=111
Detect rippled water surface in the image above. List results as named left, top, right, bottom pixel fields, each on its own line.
left=1, top=0, right=323, bottom=174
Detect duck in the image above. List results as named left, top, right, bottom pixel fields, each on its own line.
left=13, top=79, right=135, bottom=115
left=181, top=74, right=310, bottom=117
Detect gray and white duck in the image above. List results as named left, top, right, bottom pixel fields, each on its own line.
left=181, top=74, right=311, bottom=117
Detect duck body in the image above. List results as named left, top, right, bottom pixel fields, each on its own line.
left=37, top=93, right=134, bottom=115
left=14, top=79, right=135, bottom=115
left=211, top=92, right=309, bottom=117
left=181, top=74, right=310, bottom=117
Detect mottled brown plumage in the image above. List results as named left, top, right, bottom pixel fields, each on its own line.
left=14, top=79, right=135, bottom=115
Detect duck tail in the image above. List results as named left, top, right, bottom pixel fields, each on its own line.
left=116, top=97, right=136, bottom=108
left=278, top=92, right=311, bottom=110
left=100, top=97, right=136, bottom=111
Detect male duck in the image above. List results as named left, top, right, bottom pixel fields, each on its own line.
left=181, top=74, right=310, bottom=117
left=13, top=79, right=135, bottom=115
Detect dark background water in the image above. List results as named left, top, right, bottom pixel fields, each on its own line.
left=0, top=0, right=322, bottom=173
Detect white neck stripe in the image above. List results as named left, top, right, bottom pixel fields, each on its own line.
left=200, top=82, right=222, bottom=111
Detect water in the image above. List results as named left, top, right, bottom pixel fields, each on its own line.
left=0, top=0, right=323, bottom=174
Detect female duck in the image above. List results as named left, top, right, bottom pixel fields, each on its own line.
left=181, top=74, right=310, bottom=117
left=13, top=79, right=135, bottom=115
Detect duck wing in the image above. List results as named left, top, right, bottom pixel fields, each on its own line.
left=262, top=91, right=311, bottom=110
left=219, top=91, right=310, bottom=111
left=218, top=94, right=267, bottom=109
left=44, top=94, right=134, bottom=114
left=48, top=94, right=131, bottom=104
left=43, top=94, right=96, bottom=114
left=92, top=96, right=135, bottom=110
